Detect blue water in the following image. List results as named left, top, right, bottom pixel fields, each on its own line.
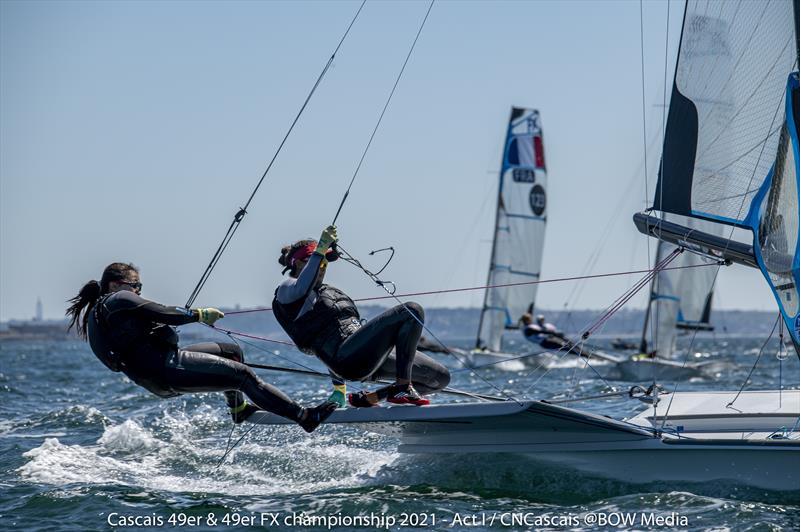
left=1, top=334, right=798, bottom=531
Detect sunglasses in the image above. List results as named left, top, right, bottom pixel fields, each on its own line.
left=118, top=281, right=142, bottom=290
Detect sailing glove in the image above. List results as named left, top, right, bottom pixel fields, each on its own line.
left=316, top=225, right=338, bottom=256
left=196, top=307, right=224, bottom=325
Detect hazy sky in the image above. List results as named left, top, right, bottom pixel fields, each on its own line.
left=0, top=0, right=779, bottom=321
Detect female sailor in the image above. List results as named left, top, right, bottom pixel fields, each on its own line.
left=66, top=262, right=336, bottom=432
left=272, top=226, right=450, bottom=407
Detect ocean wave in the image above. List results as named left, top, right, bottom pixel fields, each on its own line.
left=16, top=412, right=398, bottom=498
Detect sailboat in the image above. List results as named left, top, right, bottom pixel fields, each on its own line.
left=468, top=107, right=549, bottom=365
left=252, top=0, right=800, bottom=490
left=613, top=215, right=726, bottom=381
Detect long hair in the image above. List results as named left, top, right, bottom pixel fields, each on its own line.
left=66, top=262, right=138, bottom=340
left=278, top=239, right=317, bottom=277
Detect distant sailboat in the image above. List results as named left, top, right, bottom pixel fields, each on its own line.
left=472, top=107, right=548, bottom=359
left=614, top=215, right=725, bottom=380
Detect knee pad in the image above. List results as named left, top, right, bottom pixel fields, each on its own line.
left=219, top=342, right=244, bottom=362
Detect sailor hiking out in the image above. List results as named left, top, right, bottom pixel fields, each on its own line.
left=272, top=225, right=450, bottom=408
left=66, top=262, right=337, bottom=432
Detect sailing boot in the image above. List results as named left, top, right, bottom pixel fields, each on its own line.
left=386, top=384, right=430, bottom=406
left=298, top=401, right=338, bottom=433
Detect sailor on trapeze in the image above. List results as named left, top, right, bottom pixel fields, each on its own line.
left=66, top=262, right=337, bottom=432
left=272, top=225, right=450, bottom=408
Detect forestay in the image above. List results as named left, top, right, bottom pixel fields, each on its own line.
left=477, top=107, right=548, bottom=352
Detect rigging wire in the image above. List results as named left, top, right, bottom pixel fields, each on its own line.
left=519, top=248, right=683, bottom=397
left=330, top=0, right=435, bottom=226
left=638, top=0, right=656, bottom=354
left=184, top=0, right=367, bottom=308
left=223, top=261, right=722, bottom=316
left=335, top=243, right=524, bottom=404
left=725, top=313, right=781, bottom=409
left=647, top=0, right=672, bottom=403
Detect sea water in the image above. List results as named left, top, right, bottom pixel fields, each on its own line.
left=1, top=335, right=798, bottom=531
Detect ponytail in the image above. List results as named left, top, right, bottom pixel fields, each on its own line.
left=66, top=262, right=139, bottom=340
left=66, top=280, right=102, bottom=340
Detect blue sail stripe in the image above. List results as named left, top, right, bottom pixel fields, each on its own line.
left=505, top=213, right=546, bottom=222
left=748, top=73, right=800, bottom=346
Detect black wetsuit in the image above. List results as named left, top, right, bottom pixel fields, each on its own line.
left=87, top=291, right=303, bottom=421
left=272, top=253, right=449, bottom=394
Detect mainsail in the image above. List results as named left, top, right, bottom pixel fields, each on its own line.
left=639, top=0, right=800, bottom=348
left=476, top=107, right=547, bottom=352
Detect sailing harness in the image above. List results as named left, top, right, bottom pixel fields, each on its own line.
left=272, top=284, right=361, bottom=360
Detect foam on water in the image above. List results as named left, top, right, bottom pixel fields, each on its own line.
left=17, top=410, right=398, bottom=498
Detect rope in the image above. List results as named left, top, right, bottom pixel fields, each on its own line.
left=584, top=248, right=682, bottom=339
left=185, top=0, right=367, bottom=308
left=519, top=248, right=682, bottom=397
left=224, top=261, right=721, bottom=316
left=725, top=314, right=780, bottom=409
left=331, top=0, right=435, bottom=225
left=335, top=243, right=524, bottom=405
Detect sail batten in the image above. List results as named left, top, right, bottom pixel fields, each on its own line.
left=477, top=108, right=547, bottom=351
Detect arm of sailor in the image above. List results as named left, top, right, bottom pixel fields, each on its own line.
left=104, top=291, right=199, bottom=326
left=275, top=252, right=324, bottom=304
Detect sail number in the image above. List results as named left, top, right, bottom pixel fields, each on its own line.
left=529, top=184, right=546, bottom=216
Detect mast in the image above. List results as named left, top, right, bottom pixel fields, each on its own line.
left=475, top=108, right=513, bottom=349
left=795, top=0, right=800, bottom=66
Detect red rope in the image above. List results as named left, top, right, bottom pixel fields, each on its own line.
left=209, top=249, right=693, bottom=349
left=225, top=261, right=719, bottom=315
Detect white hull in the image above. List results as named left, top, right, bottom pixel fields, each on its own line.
left=518, top=445, right=798, bottom=490
left=463, top=349, right=528, bottom=371
left=250, top=391, right=800, bottom=490
left=603, top=358, right=706, bottom=381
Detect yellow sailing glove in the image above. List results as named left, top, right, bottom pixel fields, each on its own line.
left=327, top=383, right=347, bottom=408
left=316, top=225, right=338, bottom=256
left=196, top=307, right=224, bottom=325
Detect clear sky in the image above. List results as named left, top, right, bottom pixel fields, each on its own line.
left=0, top=0, right=778, bottom=321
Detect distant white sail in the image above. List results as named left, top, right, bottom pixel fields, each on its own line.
left=477, top=107, right=547, bottom=352
left=643, top=215, right=721, bottom=358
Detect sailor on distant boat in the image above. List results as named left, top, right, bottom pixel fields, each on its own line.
left=520, top=313, right=566, bottom=348
left=272, top=225, right=450, bottom=408
left=66, top=262, right=336, bottom=432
